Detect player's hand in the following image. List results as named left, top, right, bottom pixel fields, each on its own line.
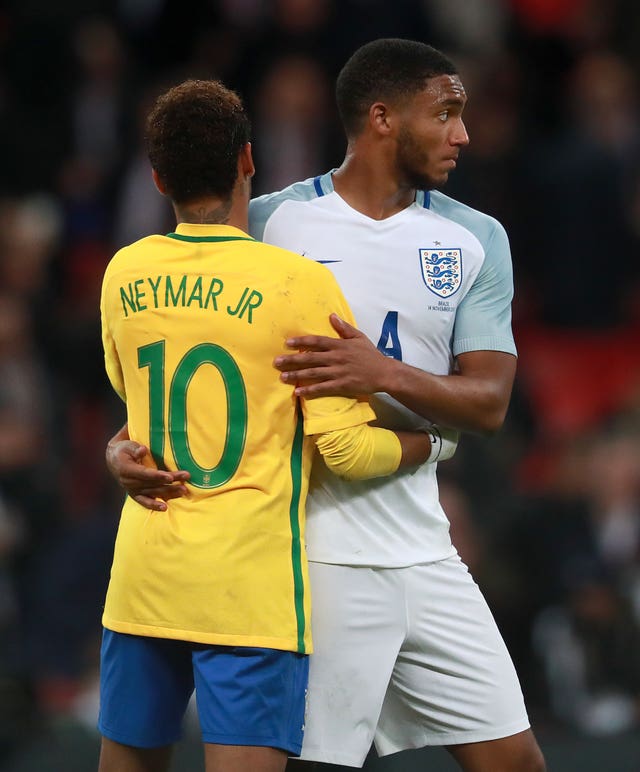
left=106, top=440, right=190, bottom=512
left=274, top=314, right=390, bottom=398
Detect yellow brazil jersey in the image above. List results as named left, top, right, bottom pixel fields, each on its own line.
left=100, top=223, right=374, bottom=654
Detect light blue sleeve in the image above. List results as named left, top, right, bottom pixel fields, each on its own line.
left=454, top=220, right=517, bottom=356
left=249, top=175, right=323, bottom=241
left=430, top=192, right=517, bottom=357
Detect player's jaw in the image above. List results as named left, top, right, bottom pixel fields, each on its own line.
left=396, top=127, right=458, bottom=191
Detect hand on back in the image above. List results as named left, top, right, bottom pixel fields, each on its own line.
left=106, top=440, right=190, bottom=511
left=274, top=314, right=390, bottom=399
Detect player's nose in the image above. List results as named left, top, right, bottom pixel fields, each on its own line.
left=452, top=118, right=469, bottom=147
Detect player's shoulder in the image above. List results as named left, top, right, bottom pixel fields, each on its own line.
left=249, top=175, right=328, bottom=240
left=427, top=190, right=508, bottom=248
left=253, top=238, right=337, bottom=279
left=104, top=234, right=166, bottom=275
left=251, top=175, right=325, bottom=209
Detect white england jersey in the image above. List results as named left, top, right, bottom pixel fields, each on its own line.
left=249, top=171, right=516, bottom=567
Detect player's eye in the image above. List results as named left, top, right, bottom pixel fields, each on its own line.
left=438, top=110, right=449, bottom=122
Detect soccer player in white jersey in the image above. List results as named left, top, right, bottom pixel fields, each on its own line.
left=107, top=39, right=546, bottom=771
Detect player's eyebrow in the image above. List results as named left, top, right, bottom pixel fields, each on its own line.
left=436, top=95, right=466, bottom=107
left=431, top=97, right=466, bottom=114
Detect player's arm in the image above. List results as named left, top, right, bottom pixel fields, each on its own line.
left=314, top=422, right=432, bottom=480
left=106, top=423, right=190, bottom=512
left=383, top=347, right=515, bottom=433
left=275, top=315, right=515, bottom=434
left=275, top=220, right=517, bottom=435
left=105, top=420, right=432, bottom=510
left=275, top=214, right=516, bottom=433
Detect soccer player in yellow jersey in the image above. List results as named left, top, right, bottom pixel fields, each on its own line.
left=97, top=79, right=433, bottom=772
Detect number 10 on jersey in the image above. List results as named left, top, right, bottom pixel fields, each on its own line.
left=137, top=340, right=247, bottom=488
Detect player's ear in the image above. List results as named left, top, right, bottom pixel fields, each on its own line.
left=151, top=168, right=167, bottom=195
left=370, top=102, right=393, bottom=136
left=239, top=142, right=255, bottom=180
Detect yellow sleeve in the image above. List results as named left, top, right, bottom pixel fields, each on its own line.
left=314, top=424, right=402, bottom=480
left=100, top=267, right=126, bottom=403
left=302, top=397, right=376, bottom=436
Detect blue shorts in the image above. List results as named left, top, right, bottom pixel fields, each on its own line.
left=98, top=629, right=309, bottom=754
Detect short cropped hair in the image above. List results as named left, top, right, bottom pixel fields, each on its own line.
left=336, top=38, right=458, bottom=137
left=145, top=79, right=251, bottom=204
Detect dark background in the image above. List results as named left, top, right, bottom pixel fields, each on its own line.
left=1, top=0, right=640, bottom=769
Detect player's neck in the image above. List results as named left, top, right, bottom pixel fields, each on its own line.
left=332, top=151, right=415, bottom=221
left=173, top=195, right=249, bottom=233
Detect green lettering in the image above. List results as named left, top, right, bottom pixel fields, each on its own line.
left=228, top=288, right=263, bottom=323
left=204, top=278, right=223, bottom=309
left=238, top=289, right=263, bottom=323
left=187, top=276, right=203, bottom=308
left=148, top=276, right=162, bottom=308
left=120, top=284, right=137, bottom=318
left=134, top=278, right=147, bottom=311
left=227, top=287, right=248, bottom=316
left=165, top=275, right=187, bottom=307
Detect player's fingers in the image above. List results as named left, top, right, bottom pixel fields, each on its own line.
left=274, top=352, right=332, bottom=372
left=283, top=335, right=335, bottom=351
left=122, top=466, right=189, bottom=485
left=121, top=468, right=175, bottom=485
left=132, top=494, right=168, bottom=511
left=294, top=381, right=348, bottom=398
left=329, top=314, right=360, bottom=339
left=127, top=483, right=188, bottom=499
left=159, top=484, right=189, bottom=499
left=127, top=485, right=188, bottom=506
left=279, top=368, right=335, bottom=384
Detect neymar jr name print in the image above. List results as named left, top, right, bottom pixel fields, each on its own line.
left=118, top=275, right=263, bottom=324
left=419, top=248, right=462, bottom=298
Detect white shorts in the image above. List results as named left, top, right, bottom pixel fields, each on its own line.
left=300, top=556, right=530, bottom=767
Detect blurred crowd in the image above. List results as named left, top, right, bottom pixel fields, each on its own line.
left=1, top=0, right=640, bottom=763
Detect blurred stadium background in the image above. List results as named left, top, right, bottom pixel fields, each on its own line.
left=1, top=0, right=640, bottom=769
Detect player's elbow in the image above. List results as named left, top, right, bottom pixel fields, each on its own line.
left=322, top=456, right=369, bottom=481
left=315, top=424, right=401, bottom=480
left=474, top=403, right=508, bottom=435
left=481, top=410, right=507, bottom=435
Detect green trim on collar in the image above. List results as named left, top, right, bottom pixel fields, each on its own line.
left=166, top=233, right=255, bottom=243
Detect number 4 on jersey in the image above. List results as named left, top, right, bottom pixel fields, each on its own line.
left=376, top=311, right=402, bottom=361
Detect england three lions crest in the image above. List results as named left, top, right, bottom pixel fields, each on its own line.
left=419, top=248, right=462, bottom=298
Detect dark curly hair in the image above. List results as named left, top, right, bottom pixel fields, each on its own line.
left=145, top=79, right=251, bottom=204
left=336, top=38, right=457, bottom=138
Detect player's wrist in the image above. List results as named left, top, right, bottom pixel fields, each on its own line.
left=377, top=355, right=404, bottom=395
left=437, top=425, right=459, bottom=461
left=417, top=423, right=459, bottom=464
